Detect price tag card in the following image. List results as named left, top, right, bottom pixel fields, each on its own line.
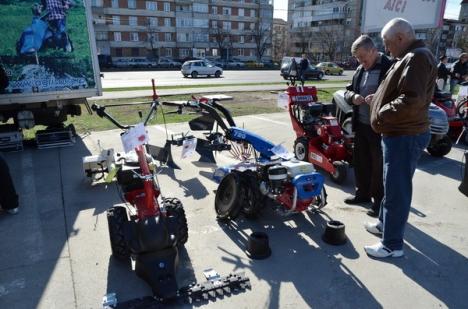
left=271, top=143, right=294, bottom=160
left=277, top=92, right=289, bottom=110
left=121, top=123, right=149, bottom=153
left=181, top=137, right=197, bottom=159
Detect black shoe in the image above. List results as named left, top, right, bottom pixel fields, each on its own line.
left=366, top=209, right=379, bottom=218
left=344, top=196, right=371, bottom=205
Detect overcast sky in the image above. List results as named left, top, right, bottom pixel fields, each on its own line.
left=273, top=0, right=462, bottom=21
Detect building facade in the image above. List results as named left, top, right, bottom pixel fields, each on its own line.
left=91, top=0, right=273, bottom=61
left=287, top=0, right=361, bottom=62
left=272, top=18, right=287, bottom=61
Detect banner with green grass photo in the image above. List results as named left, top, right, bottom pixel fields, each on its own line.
left=0, top=0, right=96, bottom=94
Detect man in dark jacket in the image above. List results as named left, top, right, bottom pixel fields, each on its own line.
left=450, top=53, right=467, bottom=93
left=343, top=35, right=393, bottom=218
left=365, top=18, right=436, bottom=258
left=299, top=54, right=309, bottom=86
left=437, top=55, right=450, bottom=91
left=0, top=65, right=19, bottom=215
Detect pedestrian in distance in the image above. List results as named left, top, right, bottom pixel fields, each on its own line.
left=436, top=55, right=450, bottom=92
left=449, top=53, right=467, bottom=94
left=343, top=35, right=394, bottom=218
left=299, top=54, right=309, bottom=86
left=364, top=18, right=436, bottom=258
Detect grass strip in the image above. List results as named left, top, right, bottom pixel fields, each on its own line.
left=103, top=80, right=349, bottom=92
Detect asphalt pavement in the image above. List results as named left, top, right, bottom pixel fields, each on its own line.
left=0, top=111, right=467, bottom=309
left=99, top=69, right=352, bottom=89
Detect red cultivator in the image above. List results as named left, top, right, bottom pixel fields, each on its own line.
left=287, top=85, right=352, bottom=184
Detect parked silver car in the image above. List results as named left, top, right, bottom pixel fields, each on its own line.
left=129, top=58, right=157, bottom=68
left=158, top=57, right=182, bottom=68
left=181, top=60, right=223, bottom=78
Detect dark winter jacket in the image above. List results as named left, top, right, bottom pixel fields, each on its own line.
left=437, top=62, right=450, bottom=82
left=299, top=58, right=309, bottom=72
left=344, top=54, right=394, bottom=129
left=451, top=60, right=467, bottom=82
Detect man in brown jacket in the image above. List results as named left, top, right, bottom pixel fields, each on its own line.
left=363, top=18, right=436, bottom=258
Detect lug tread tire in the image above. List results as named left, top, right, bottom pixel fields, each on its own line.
left=164, top=197, right=188, bottom=246
left=107, top=206, right=131, bottom=262
left=215, top=172, right=243, bottom=221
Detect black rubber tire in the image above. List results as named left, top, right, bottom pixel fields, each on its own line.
left=283, top=75, right=289, bottom=80
left=239, top=172, right=263, bottom=219
left=107, top=206, right=131, bottom=262
left=215, top=70, right=221, bottom=78
left=427, top=135, right=452, bottom=157
left=330, top=161, right=347, bottom=184
left=191, top=71, right=198, bottom=78
left=317, top=72, right=324, bottom=80
left=67, top=124, right=77, bottom=137
left=164, top=197, right=188, bottom=246
left=456, top=97, right=468, bottom=118
left=294, top=138, right=309, bottom=162
left=215, top=172, right=243, bottom=220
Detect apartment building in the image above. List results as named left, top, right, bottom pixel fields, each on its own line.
left=287, top=0, right=361, bottom=61
left=272, top=18, right=287, bottom=61
left=91, top=0, right=273, bottom=61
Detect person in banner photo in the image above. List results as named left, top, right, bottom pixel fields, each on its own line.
left=17, top=0, right=75, bottom=56
left=42, top=0, right=74, bottom=52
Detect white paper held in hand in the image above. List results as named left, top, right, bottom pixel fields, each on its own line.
left=181, top=137, right=197, bottom=159
left=121, top=123, right=149, bottom=153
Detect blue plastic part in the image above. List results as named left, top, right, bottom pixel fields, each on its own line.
left=228, top=127, right=276, bottom=159
left=292, top=172, right=324, bottom=199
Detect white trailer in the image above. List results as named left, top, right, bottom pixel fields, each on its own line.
left=0, top=0, right=101, bottom=149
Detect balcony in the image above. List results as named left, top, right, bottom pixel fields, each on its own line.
left=310, top=12, right=346, bottom=21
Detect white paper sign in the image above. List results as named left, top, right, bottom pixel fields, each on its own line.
left=271, top=143, right=294, bottom=160
left=277, top=93, right=289, bottom=110
left=181, top=138, right=197, bottom=159
left=121, top=123, right=149, bottom=153
left=459, top=85, right=468, bottom=97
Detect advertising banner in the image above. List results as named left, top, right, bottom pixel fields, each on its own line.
left=0, top=0, right=99, bottom=98
left=362, top=0, right=447, bottom=33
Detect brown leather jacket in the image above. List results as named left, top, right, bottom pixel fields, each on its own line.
left=370, top=40, right=437, bottom=136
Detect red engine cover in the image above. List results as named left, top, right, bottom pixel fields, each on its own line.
left=276, top=184, right=316, bottom=212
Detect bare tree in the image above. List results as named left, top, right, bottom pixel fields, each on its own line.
left=316, top=28, right=343, bottom=61
left=251, top=23, right=272, bottom=61
left=210, top=24, right=232, bottom=60
left=425, top=28, right=442, bottom=57
left=293, top=27, right=310, bottom=56
left=146, top=19, right=159, bottom=59
left=454, top=30, right=468, bottom=52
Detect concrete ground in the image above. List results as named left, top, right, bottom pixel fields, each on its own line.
left=0, top=111, right=467, bottom=309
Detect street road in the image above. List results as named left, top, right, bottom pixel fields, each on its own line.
left=100, top=69, right=353, bottom=88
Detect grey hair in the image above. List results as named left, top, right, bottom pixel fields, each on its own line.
left=381, top=18, right=415, bottom=40
left=351, top=35, right=376, bottom=55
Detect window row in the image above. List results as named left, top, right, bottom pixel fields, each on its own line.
left=106, top=32, right=256, bottom=44
left=91, top=0, right=258, bottom=17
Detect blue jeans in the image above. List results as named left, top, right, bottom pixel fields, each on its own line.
left=378, top=131, right=431, bottom=250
